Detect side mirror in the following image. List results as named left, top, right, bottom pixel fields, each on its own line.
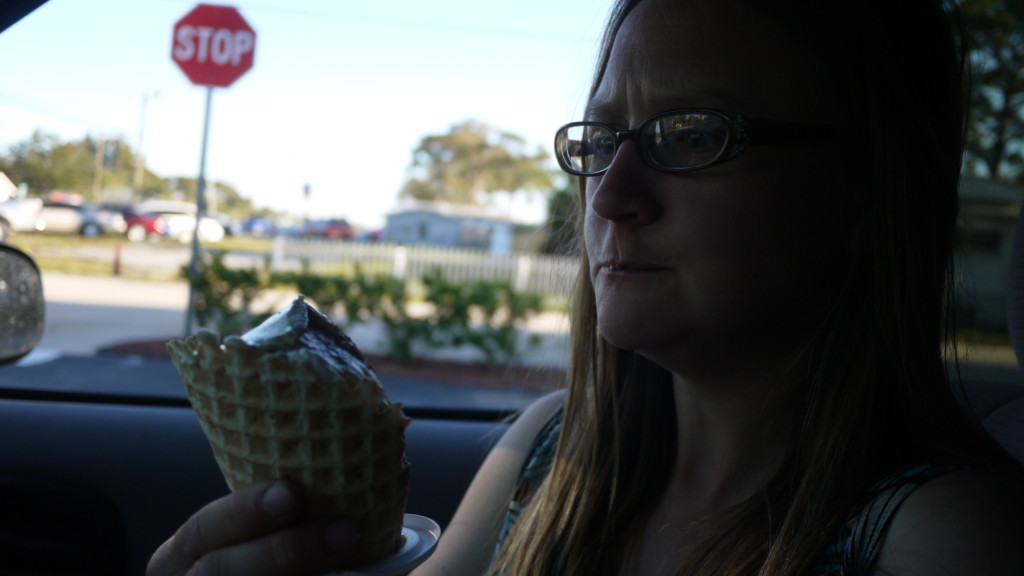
left=0, top=244, right=44, bottom=365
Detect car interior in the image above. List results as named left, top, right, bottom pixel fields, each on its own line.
left=0, top=1, right=1021, bottom=575
left=0, top=239, right=510, bottom=575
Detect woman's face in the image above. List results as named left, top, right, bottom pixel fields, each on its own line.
left=584, top=0, right=849, bottom=374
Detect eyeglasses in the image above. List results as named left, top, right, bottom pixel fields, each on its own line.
left=554, top=108, right=834, bottom=176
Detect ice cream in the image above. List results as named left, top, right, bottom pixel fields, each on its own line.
left=167, top=296, right=410, bottom=564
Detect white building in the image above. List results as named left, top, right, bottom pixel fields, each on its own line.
left=959, top=177, right=1024, bottom=330
left=383, top=200, right=515, bottom=255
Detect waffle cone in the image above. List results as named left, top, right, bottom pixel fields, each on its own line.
left=168, top=325, right=410, bottom=564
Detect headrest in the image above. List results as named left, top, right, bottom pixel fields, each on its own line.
left=1008, top=201, right=1024, bottom=366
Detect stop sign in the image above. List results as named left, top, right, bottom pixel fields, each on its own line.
left=172, top=4, right=256, bottom=88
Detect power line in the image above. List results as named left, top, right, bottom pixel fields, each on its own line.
left=0, top=90, right=123, bottom=134
left=158, top=0, right=596, bottom=44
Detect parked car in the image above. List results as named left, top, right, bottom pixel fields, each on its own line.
left=95, top=204, right=129, bottom=235
left=355, top=228, right=383, bottom=242
left=239, top=216, right=276, bottom=237
left=123, top=210, right=167, bottom=243
left=33, top=200, right=126, bottom=237
left=136, top=200, right=225, bottom=243
left=209, top=212, right=235, bottom=237
left=0, top=196, right=42, bottom=242
left=302, top=218, right=354, bottom=240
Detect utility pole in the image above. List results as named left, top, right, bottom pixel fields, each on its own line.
left=91, top=136, right=106, bottom=204
left=207, top=174, right=217, bottom=214
left=303, top=183, right=311, bottom=224
left=133, top=90, right=159, bottom=203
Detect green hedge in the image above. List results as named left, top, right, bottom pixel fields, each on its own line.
left=185, top=251, right=545, bottom=366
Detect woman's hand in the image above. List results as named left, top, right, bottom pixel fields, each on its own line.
left=147, top=480, right=361, bottom=576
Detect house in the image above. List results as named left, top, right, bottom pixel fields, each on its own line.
left=383, top=200, right=515, bottom=255
left=959, top=177, right=1024, bottom=330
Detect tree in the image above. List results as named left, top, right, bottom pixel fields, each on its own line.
left=0, top=131, right=77, bottom=194
left=962, top=0, right=1024, bottom=183
left=401, top=119, right=554, bottom=205
left=0, top=131, right=167, bottom=201
left=0, top=132, right=266, bottom=220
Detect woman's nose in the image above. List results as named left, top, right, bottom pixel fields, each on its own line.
left=587, top=140, right=661, bottom=225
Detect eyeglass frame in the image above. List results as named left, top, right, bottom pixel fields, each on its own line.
left=554, top=108, right=836, bottom=176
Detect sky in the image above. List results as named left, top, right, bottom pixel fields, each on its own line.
left=0, top=0, right=611, bottom=228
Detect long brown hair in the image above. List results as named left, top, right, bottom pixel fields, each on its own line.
left=491, top=1, right=1022, bottom=574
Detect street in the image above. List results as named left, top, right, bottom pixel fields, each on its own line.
left=37, top=273, right=191, bottom=355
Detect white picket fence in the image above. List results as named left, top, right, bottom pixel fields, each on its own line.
left=269, top=237, right=578, bottom=297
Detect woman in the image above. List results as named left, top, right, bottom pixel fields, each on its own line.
left=148, top=0, right=1024, bottom=574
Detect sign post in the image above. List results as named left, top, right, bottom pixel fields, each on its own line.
left=171, top=3, right=256, bottom=336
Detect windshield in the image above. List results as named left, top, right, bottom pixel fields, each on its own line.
left=0, top=0, right=610, bottom=412
left=0, top=0, right=1021, bottom=413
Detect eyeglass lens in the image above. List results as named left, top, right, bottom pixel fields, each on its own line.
left=557, top=112, right=731, bottom=174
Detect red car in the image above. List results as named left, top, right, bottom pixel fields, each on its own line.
left=302, top=218, right=354, bottom=240
left=124, top=211, right=167, bottom=243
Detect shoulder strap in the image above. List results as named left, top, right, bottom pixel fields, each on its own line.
left=511, top=403, right=564, bottom=507
left=491, top=404, right=565, bottom=565
left=814, top=464, right=960, bottom=575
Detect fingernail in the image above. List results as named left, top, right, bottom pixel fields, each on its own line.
left=260, top=482, right=296, bottom=518
left=324, top=520, right=360, bottom=552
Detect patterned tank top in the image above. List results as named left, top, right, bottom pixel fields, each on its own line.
left=492, top=405, right=958, bottom=575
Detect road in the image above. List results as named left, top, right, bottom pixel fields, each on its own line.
left=37, top=273, right=190, bottom=355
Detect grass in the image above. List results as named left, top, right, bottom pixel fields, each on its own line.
left=9, top=232, right=121, bottom=252
left=209, top=236, right=275, bottom=252
left=8, top=232, right=275, bottom=281
left=9, top=232, right=274, bottom=254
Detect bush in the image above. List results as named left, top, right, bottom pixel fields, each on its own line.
left=189, top=255, right=546, bottom=366
left=418, top=268, right=543, bottom=365
left=184, top=251, right=272, bottom=336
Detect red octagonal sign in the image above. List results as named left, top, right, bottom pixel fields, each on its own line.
left=172, top=4, right=256, bottom=88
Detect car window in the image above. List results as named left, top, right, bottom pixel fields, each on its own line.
left=0, top=0, right=612, bottom=412
left=0, top=0, right=1021, bottom=414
